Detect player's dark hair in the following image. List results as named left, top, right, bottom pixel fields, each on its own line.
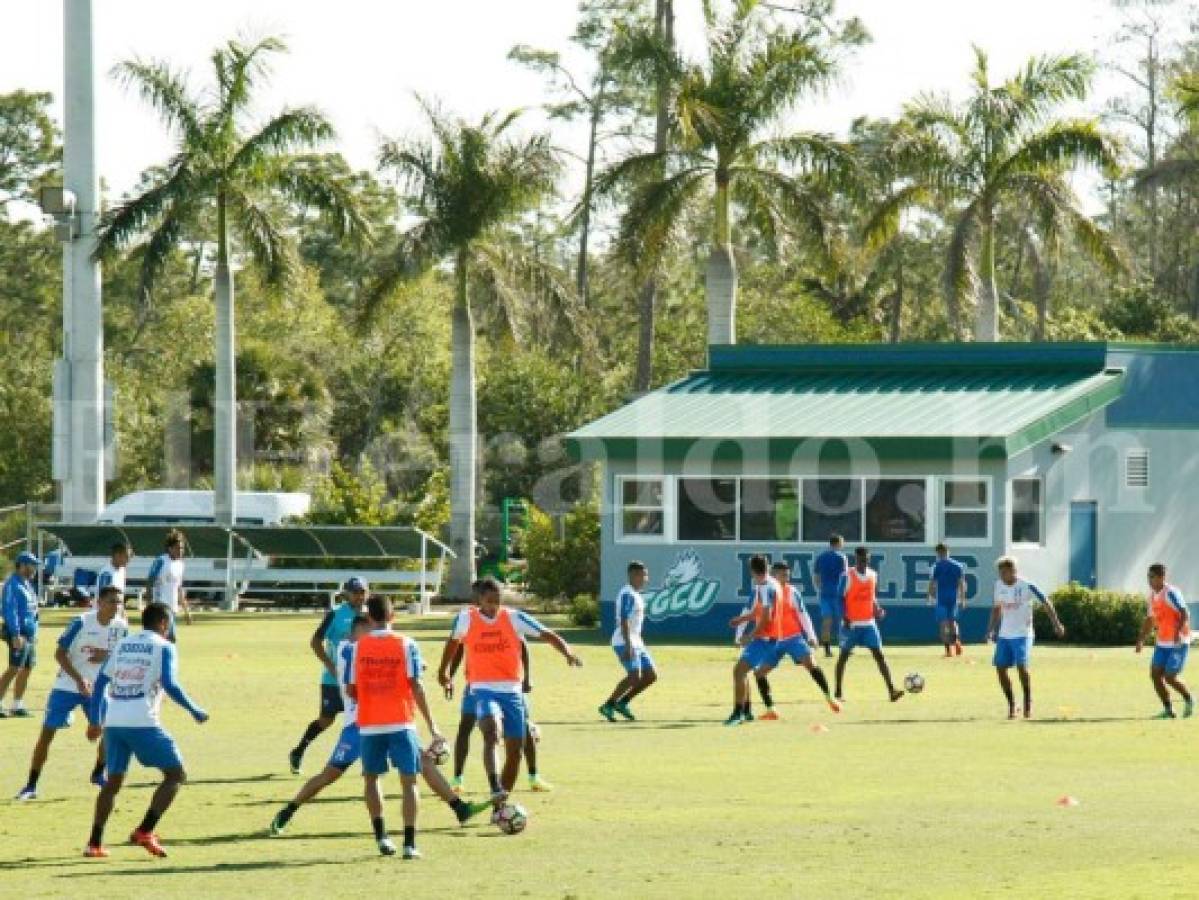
left=829, top=534, right=843, bottom=546
left=476, top=576, right=502, bottom=597
left=770, top=560, right=789, bottom=572
left=351, top=614, right=371, bottom=630
left=366, top=594, right=392, bottom=624
left=749, top=555, right=768, bottom=575
left=164, top=529, right=184, bottom=549
left=98, top=586, right=122, bottom=602
left=855, top=546, right=870, bottom=561
left=1148, top=563, right=1167, bottom=577
left=627, top=560, right=647, bottom=575
left=111, top=542, right=128, bottom=555
left=142, top=602, right=171, bottom=632
left=935, top=543, right=948, bottom=554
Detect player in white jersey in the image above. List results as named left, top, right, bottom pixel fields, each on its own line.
left=93, top=543, right=130, bottom=606
left=146, top=529, right=190, bottom=640
left=83, top=602, right=208, bottom=859
left=599, top=561, right=659, bottom=722
left=725, top=555, right=779, bottom=726
left=270, top=614, right=372, bottom=835
left=14, top=587, right=127, bottom=800
left=986, top=556, right=1065, bottom=719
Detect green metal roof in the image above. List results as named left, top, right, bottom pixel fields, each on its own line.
left=568, top=343, right=1127, bottom=460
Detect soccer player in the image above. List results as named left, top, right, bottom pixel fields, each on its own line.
left=753, top=561, right=841, bottom=715
left=986, top=556, right=1065, bottom=719
left=599, top=560, right=658, bottom=723
left=15, top=587, right=128, bottom=800
left=731, top=568, right=778, bottom=720
left=83, top=602, right=209, bottom=859
left=928, top=543, right=967, bottom=656
left=353, top=595, right=489, bottom=859
left=1136, top=563, right=1193, bottom=719
left=437, top=577, right=581, bottom=805
left=0, top=551, right=41, bottom=718
left=288, top=577, right=369, bottom=774
left=834, top=547, right=904, bottom=704
left=725, top=555, right=779, bottom=726
left=814, top=534, right=849, bottom=657
left=146, top=530, right=189, bottom=640
left=95, top=543, right=131, bottom=606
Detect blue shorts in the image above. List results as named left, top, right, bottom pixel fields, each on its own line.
left=739, top=638, right=776, bottom=670
left=472, top=688, right=527, bottom=741
left=840, top=623, right=882, bottom=652
left=5, top=636, right=36, bottom=669
left=818, top=596, right=843, bottom=619
left=320, top=683, right=345, bottom=718
left=935, top=603, right=959, bottom=623
left=361, top=729, right=421, bottom=776
left=1151, top=644, right=1189, bottom=675
left=764, top=635, right=812, bottom=668
left=327, top=723, right=361, bottom=771
left=460, top=686, right=476, bottom=716
left=993, top=636, right=1033, bottom=668
left=104, top=726, right=184, bottom=775
left=44, top=688, right=88, bottom=729
left=613, top=645, right=655, bottom=673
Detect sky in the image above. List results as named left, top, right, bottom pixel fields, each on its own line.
left=0, top=0, right=1189, bottom=208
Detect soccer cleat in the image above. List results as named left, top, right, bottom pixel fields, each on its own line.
left=130, top=829, right=167, bottom=858
left=722, top=711, right=745, bottom=727
left=0, top=709, right=7, bottom=719
left=826, top=697, right=842, bottom=714
left=269, top=810, right=290, bottom=836
left=489, top=790, right=510, bottom=811
left=455, top=799, right=491, bottom=825
left=377, top=837, right=398, bottom=856
left=90, top=772, right=106, bottom=789
left=14, top=786, right=37, bottom=801
left=288, top=748, right=303, bottom=775
left=613, top=701, right=636, bottom=721
left=528, top=775, right=553, bottom=792
left=402, top=845, right=422, bottom=860
left=10, top=708, right=30, bottom=718
left=1184, top=700, right=1195, bottom=719
left=83, top=844, right=109, bottom=858
left=743, top=709, right=756, bottom=723
left=1154, top=708, right=1177, bottom=719
left=954, top=640, right=964, bottom=657
left=759, top=709, right=780, bottom=721
left=450, top=775, right=464, bottom=794
left=890, top=690, right=905, bottom=703
left=597, top=703, right=617, bottom=722
left=1023, top=705, right=1032, bottom=720
left=1007, top=706, right=1017, bottom=720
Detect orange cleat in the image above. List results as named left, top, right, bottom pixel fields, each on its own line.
left=130, top=829, right=168, bottom=858
left=827, top=697, right=842, bottom=714
left=759, top=709, right=781, bottom=721
left=83, top=845, right=109, bottom=858
left=954, top=640, right=963, bottom=656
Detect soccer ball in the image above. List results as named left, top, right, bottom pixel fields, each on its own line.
left=904, top=672, right=926, bottom=694
left=527, top=722, right=541, bottom=744
left=493, top=802, right=529, bottom=835
left=424, top=738, right=450, bottom=766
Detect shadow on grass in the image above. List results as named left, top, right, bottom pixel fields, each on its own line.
left=55, top=858, right=348, bottom=877
left=128, top=773, right=280, bottom=788
left=231, top=795, right=361, bottom=808
left=841, top=715, right=1146, bottom=726
left=0, top=857, right=99, bottom=872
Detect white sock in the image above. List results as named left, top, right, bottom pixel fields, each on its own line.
left=11, top=700, right=25, bottom=711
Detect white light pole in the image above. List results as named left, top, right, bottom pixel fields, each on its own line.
left=55, top=0, right=106, bottom=523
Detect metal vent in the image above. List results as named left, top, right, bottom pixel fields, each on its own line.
left=1125, top=450, right=1149, bottom=488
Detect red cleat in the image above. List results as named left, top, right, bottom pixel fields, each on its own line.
left=954, top=640, right=963, bottom=656
left=130, top=829, right=168, bottom=857
left=83, top=844, right=109, bottom=858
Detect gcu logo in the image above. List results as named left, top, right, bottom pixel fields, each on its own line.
left=644, top=550, right=721, bottom=622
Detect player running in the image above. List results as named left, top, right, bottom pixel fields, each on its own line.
left=928, top=543, right=967, bottom=657
left=1136, top=563, right=1193, bottom=719
left=146, top=530, right=190, bottom=641
left=0, top=551, right=41, bottom=718
left=725, top=555, right=779, bottom=726
left=986, top=556, right=1065, bottom=719
left=437, top=577, right=582, bottom=805
left=833, top=547, right=904, bottom=704
left=83, top=602, right=209, bottom=859
left=352, top=595, right=489, bottom=859
left=599, top=560, right=658, bottom=723
left=814, top=535, right=849, bottom=657
left=288, top=577, right=369, bottom=774
left=15, top=587, right=127, bottom=800
left=94, top=543, right=130, bottom=607
left=752, top=561, right=840, bottom=715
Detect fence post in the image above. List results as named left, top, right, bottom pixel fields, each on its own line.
left=419, top=533, right=429, bottom=614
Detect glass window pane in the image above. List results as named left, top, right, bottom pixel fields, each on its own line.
left=1011, top=479, right=1042, bottom=544
left=944, top=479, right=986, bottom=509
left=622, top=479, right=663, bottom=508
left=621, top=510, right=663, bottom=537
left=865, top=479, right=927, bottom=543
left=944, top=510, right=988, bottom=539
left=739, top=479, right=799, bottom=542
left=802, top=479, right=862, bottom=542
left=678, top=478, right=737, bottom=541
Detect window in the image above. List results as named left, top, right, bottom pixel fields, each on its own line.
left=677, top=478, right=737, bottom=541
left=1010, top=478, right=1043, bottom=545
left=739, top=479, right=799, bottom=542
left=942, top=479, right=989, bottom=541
left=865, top=478, right=927, bottom=543
left=802, top=479, right=862, bottom=542
left=1125, top=450, right=1149, bottom=488
left=617, top=478, right=664, bottom=540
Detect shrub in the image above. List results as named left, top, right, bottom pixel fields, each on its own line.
left=1035, top=583, right=1145, bottom=646
left=568, top=594, right=600, bottom=628
left=524, top=499, right=599, bottom=600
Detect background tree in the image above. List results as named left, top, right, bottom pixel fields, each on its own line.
left=0, top=90, right=57, bottom=212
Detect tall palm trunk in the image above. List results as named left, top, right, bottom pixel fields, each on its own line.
left=213, top=192, right=237, bottom=527
left=576, top=83, right=603, bottom=307
left=976, top=207, right=999, bottom=341
left=706, top=171, right=737, bottom=346
left=888, top=257, right=904, bottom=344
left=446, top=248, right=477, bottom=600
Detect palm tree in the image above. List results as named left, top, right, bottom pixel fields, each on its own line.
left=596, top=0, right=866, bottom=347
left=369, top=102, right=560, bottom=600
left=96, top=36, right=366, bottom=526
left=899, top=48, right=1121, bottom=340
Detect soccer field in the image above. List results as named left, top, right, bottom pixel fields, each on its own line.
left=1, top=612, right=1197, bottom=898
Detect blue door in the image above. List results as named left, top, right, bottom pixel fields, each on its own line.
left=1069, top=501, right=1098, bottom=588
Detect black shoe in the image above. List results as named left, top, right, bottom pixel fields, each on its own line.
left=10, top=708, right=30, bottom=718
left=0, top=709, right=8, bottom=719
left=288, top=748, right=303, bottom=774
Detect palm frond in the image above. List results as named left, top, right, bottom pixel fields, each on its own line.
left=733, top=166, right=833, bottom=260
left=616, top=166, right=709, bottom=276
left=591, top=149, right=711, bottom=202
left=266, top=156, right=371, bottom=243
left=995, top=120, right=1120, bottom=182
left=230, top=107, right=336, bottom=173
left=359, top=219, right=446, bottom=323
left=112, top=59, right=204, bottom=144
left=214, top=35, right=287, bottom=119
left=226, top=187, right=298, bottom=288
left=1004, top=172, right=1123, bottom=276
left=1001, top=53, right=1093, bottom=133
left=93, top=157, right=201, bottom=260
left=1133, top=157, right=1199, bottom=192
left=862, top=182, right=932, bottom=249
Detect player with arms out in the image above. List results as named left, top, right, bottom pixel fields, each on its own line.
left=15, top=586, right=127, bottom=800
left=834, top=547, right=904, bottom=704
left=437, top=578, right=582, bottom=807
left=1136, top=563, right=1193, bottom=719
left=725, top=555, right=779, bottom=726
left=146, top=530, right=190, bottom=640
left=599, top=560, right=658, bottom=723
left=0, top=552, right=40, bottom=718
left=986, top=556, right=1064, bottom=719
left=927, top=543, right=967, bottom=657
left=813, top=535, right=849, bottom=657
left=83, top=602, right=209, bottom=859
left=288, top=577, right=369, bottom=774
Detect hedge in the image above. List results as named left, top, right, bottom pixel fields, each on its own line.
left=1034, top=583, right=1146, bottom=646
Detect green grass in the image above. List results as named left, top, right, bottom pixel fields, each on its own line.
left=2, top=611, right=1198, bottom=898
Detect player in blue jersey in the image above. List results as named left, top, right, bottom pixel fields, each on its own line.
left=15, top=587, right=127, bottom=800
left=0, top=552, right=41, bottom=717
left=599, top=560, right=658, bottom=722
left=83, top=603, right=208, bottom=858
left=928, top=543, right=967, bottom=656
left=725, top=555, right=779, bottom=726
left=288, top=576, right=369, bottom=774
left=813, top=535, right=849, bottom=657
